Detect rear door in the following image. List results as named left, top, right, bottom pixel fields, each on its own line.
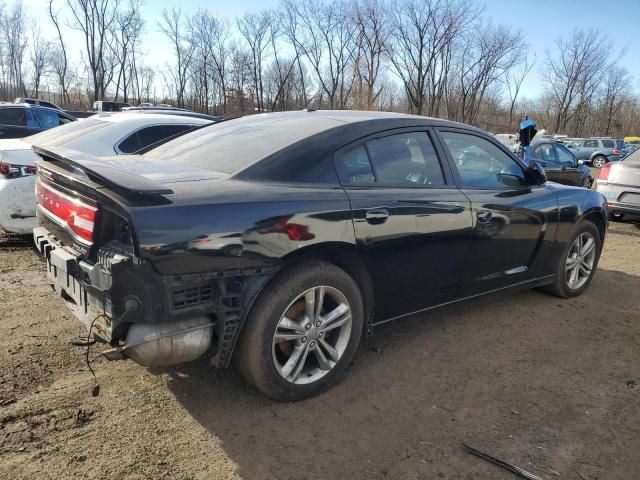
left=436, top=129, right=558, bottom=296
left=334, top=128, right=473, bottom=321
left=0, top=107, right=31, bottom=138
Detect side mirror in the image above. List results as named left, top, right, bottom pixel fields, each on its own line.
left=527, top=160, right=547, bottom=185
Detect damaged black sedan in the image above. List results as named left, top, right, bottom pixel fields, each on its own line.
left=33, top=111, right=607, bottom=401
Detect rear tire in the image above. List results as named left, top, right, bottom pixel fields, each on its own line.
left=542, top=221, right=602, bottom=298
left=234, top=260, right=364, bottom=401
left=592, top=156, right=606, bottom=168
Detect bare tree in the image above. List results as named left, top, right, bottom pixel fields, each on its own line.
left=1, top=2, right=28, bottom=98
left=387, top=0, right=475, bottom=116
left=67, top=0, right=120, bottom=102
left=505, top=53, right=535, bottom=126
left=158, top=8, right=194, bottom=107
left=599, top=66, right=631, bottom=136
left=112, top=0, right=143, bottom=103
left=237, top=10, right=272, bottom=112
left=543, top=29, right=610, bottom=133
left=352, top=0, right=387, bottom=110
left=49, top=0, right=71, bottom=105
left=28, top=28, right=51, bottom=97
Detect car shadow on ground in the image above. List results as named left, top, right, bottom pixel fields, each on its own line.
left=0, top=233, right=32, bottom=249
left=160, top=266, right=640, bottom=479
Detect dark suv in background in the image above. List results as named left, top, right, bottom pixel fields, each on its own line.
left=567, top=138, right=624, bottom=168
left=0, top=104, right=76, bottom=139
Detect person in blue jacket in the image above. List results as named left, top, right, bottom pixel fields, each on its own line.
left=518, top=116, right=537, bottom=164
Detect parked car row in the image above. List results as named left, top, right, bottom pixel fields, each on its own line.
left=23, top=109, right=608, bottom=401
left=0, top=111, right=215, bottom=234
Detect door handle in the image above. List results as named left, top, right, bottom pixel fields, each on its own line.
left=476, top=209, right=492, bottom=223
left=365, top=208, right=389, bottom=224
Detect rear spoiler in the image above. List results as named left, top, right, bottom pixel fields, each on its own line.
left=33, top=146, right=174, bottom=196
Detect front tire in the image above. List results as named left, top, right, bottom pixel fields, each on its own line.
left=234, top=260, right=364, bottom=401
left=592, top=156, right=606, bottom=168
left=543, top=221, right=602, bottom=298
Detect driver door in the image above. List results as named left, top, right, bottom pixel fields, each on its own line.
left=436, top=129, right=558, bottom=296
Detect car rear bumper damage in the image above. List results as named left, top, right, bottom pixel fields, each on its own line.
left=33, top=226, right=216, bottom=367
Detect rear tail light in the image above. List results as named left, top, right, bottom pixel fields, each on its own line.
left=36, top=179, right=97, bottom=244
left=0, top=162, right=36, bottom=179
left=612, top=149, right=620, bottom=155
left=598, top=163, right=614, bottom=181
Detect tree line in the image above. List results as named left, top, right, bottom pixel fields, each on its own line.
left=0, top=0, right=638, bottom=136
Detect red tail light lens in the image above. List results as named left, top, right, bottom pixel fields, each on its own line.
left=612, top=149, right=620, bottom=155
left=36, top=180, right=97, bottom=244
left=598, top=163, right=613, bottom=181
left=0, top=162, right=36, bottom=178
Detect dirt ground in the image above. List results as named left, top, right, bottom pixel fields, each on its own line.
left=0, top=219, right=639, bottom=480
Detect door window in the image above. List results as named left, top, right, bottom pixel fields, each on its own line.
left=601, top=139, right=614, bottom=148
left=583, top=140, right=599, bottom=148
left=117, top=124, right=194, bottom=154
left=440, top=131, right=528, bottom=188
left=533, top=143, right=557, bottom=162
left=0, top=107, right=27, bottom=126
left=365, top=132, right=445, bottom=186
left=556, top=145, right=576, bottom=166
left=337, top=145, right=375, bottom=184
left=35, top=108, right=64, bottom=129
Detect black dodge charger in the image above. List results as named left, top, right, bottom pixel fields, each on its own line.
left=33, top=111, right=607, bottom=401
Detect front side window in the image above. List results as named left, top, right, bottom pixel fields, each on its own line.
left=440, top=131, right=528, bottom=189
left=35, top=108, right=62, bottom=129
left=556, top=145, right=576, bottom=166
left=533, top=143, right=557, bottom=162
left=366, top=132, right=445, bottom=186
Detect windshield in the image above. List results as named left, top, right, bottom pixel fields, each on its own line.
left=27, top=117, right=109, bottom=146
left=143, top=113, right=343, bottom=174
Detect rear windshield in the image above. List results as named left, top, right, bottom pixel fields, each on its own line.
left=623, top=149, right=640, bottom=167
left=26, top=117, right=109, bottom=146
left=143, top=113, right=342, bottom=174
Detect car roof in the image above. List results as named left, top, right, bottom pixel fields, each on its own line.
left=88, top=112, right=213, bottom=124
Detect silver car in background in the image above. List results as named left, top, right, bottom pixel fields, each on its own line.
left=596, top=149, right=640, bottom=220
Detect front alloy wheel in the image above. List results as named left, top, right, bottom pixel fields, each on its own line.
left=565, top=232, right=597, bottom=290
left=272, top=286, right=352, bottom=384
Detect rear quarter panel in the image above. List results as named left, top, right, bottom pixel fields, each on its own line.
left=128, top=179, right=356, bottom=275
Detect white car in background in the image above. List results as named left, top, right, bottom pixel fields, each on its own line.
left=0, top=113, right=214, bottom=234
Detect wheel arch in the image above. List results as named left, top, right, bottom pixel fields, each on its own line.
left=226, top=242, right=375, bottom=367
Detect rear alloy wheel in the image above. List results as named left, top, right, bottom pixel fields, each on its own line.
left=234, top=260, right=363, bottom=401
left=543, top=221, right=602, bottom=298
left=592, top=156, right=606, bottom=168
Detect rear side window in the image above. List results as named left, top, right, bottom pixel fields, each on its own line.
left=440, top=131, right=528, bottom=189
left=118, top=124, right=194, bottom=154
left=601, top=139, right=614, bottom=148
left=584, top=140, right=599, bottom=148
left=0, top=107, right=27, bottom=126
left=336, top=132, right=445, bottom=187
left=366, top=132, right=445, bottom=186
left=35, top=108, right=64, bottom=129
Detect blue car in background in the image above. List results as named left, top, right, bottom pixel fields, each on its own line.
left=0, top=103, right=76, bottom=139
left=566, top=137, right=624, bottom=168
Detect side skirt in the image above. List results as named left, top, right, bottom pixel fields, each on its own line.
left=371, top=274, right=555, bottom=330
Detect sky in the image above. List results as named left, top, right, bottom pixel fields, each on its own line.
left=23, top=0, right=640, bottom=100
